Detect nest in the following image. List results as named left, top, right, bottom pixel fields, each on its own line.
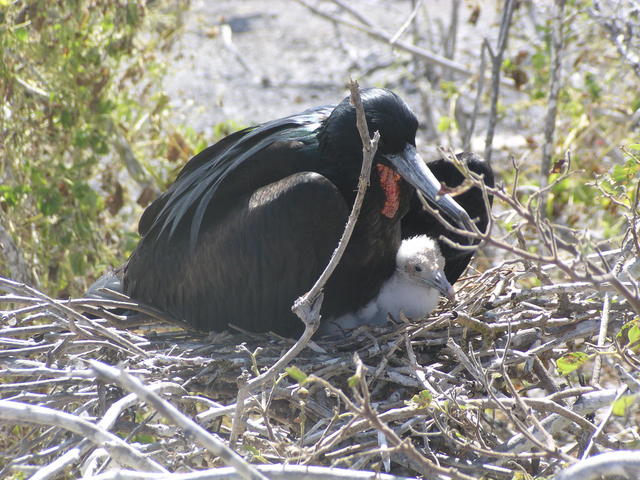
left=1, top=255, right=638, bottom=480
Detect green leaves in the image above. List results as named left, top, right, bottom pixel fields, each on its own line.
left=584, top=72, right=601, bottom=100
left=437, top=116, right=453, bottom=133
left=13, top=26, right=28, bottom=42
left=612, top=394, right=636, bottom=417
left=555, top=352, right=589, bottom=375
left=618, top=318, right=640, bottom=353
left=36, top=187, right=63, bottom=216
left=0, top=0, right=180, bottom=295
left=0, top=185, right=29, bottom=207
left=611, top=159, right=639, bottom=183
left=286, top=366, right=308, bottom=384
left=347, top=373, right=360, bottom=389
left=407, top=390, right=433, bottom=408
left=439, top=80, right=459, bottom=99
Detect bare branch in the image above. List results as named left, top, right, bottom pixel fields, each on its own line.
left=484, top=0, right=516, bottom=164
left=556, top=450, right=640, bottom=480
left=294, top=0, right=513, bottom=87
left=0, top=399, right=167, bottom=473
left=89, top=360, right=269, bottom=480
left=83, top=464, right=420, bottom=480
left=540, top=0, right=567, bottom=201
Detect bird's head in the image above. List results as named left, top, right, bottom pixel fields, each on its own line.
left=396, top=235, right=456, bottom=301
left=322, top=88, right=475, bottom=230
left=321, top=88, right=417, bottom=157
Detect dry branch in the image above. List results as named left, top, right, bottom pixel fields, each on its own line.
left=0, top=399, right=167, bottom=473
left=229, top=80, right=379, bottom=447
left=540, top=0, right=567, bottom=196
left=294, top=0, right=514, bottom=89
left=89, top=361, right=269, bottom=480
left=555, top=450, right=640, bottom=480
left=84, top=465, right=418, bottom=480
left=483, top=0, right=516, bottom=164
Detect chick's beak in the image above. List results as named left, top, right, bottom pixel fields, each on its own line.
left=428, top=270, right=456, bottom=302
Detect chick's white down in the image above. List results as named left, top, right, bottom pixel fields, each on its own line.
left=322, top=235, right=455, bottom=334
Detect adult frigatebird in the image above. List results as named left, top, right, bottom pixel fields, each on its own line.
left=321, top=234, right=455, bottom=335
left=93, top=89, right=493, bottom=337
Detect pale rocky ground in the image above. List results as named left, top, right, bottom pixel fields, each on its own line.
left=162, top=0, right=515, bottom=158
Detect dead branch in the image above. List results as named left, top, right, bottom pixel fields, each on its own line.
left=0, top=399, right=167, bottom=473
left=483, top=0, right=516, bottom=164
left=294, top=0, right=513, bottom=88
left=84, top=465, right=419, bottom=480
left=89, top=360, right=269, bottom=480
left=555, top=450, right=640, bottom=480
left=230, top=80, right=379, bottom=446
left=540, top=0, right=567, bottom=197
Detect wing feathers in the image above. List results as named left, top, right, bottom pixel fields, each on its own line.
left=144, top=107, right=333, bottom=245
left=124, top=172, right=348, bottom=335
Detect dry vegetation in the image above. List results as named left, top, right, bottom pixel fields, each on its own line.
left=2, top=1, right=640, bottom=479
left=1, top=192, right=639, bottom=479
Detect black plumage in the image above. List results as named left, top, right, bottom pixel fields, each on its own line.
left=402, top=152, right=494, bottom=283
left=92, top=89, right=492, bottom=337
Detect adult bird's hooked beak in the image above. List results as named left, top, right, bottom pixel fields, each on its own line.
left=385, top=144, right=476, bottom=234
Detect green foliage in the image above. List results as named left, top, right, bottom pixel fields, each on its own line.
left=510, top=471, right=534, bottom=480
left=507, top=0, right=640, bottom=241
left=347, top=372, right=360, bottom=389
left=612, top=394, right=636, bottom=417
left=0, top=1, right=185, bottom=295
left=3, top=473, right=27, bottom=480
left=599, top=148, right=639, bottom=206
left=286, top=366, right=308, bottom=383
left=407, top=389, right=433, bottom=408
left=439, top=80, right=459, bottom=99
left=583, top=72, right=601, bottom=100
left=555, top=352, right=590, bottom=375
left=243, top=444, right=270, bottom=464
left=617, top=318, right=640, bottom=353
left=437, top=115, right=453, bottom=133
left=130, top=433, right=156, bottom=444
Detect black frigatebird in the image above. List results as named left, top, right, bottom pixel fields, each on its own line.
left=321, top=234, right=454, bottom=335
left=91, top=89, right=493, bottom=337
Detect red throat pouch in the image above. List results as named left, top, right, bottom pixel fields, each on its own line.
left=376, top=164, right=402, bottom=219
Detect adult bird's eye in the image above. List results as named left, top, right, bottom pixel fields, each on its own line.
left=414, top=265, right=422, bottom=272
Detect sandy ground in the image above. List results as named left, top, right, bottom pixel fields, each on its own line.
left=163, top=0, right=505, bottom=146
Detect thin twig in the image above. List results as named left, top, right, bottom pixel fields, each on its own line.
left=89, top=360, right=269, bottom=480
left=539, top=0, right=567, bottom=202
left=0, top=399, right=167, bottom=473
left=591, top=293, right=610, bottom=387
left=484, top=0, right=516, bottom=164
left=294, top=0, right=513, bottom=86
left=462, top=41, right=487, bottom=151
left=230, top=80, right=380, bottom=447
left=83, top=464, right=420, bottom=480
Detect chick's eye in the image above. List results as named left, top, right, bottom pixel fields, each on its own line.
left=414, top=265, right=422, bottom=272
